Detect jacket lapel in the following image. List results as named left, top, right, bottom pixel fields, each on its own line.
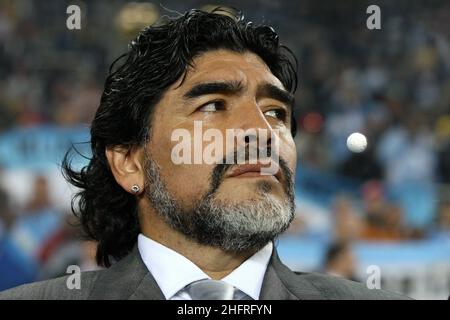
left=88, top=246, right=165, bottom=300
left=128, top=272, right=166, bottom=300
left=88, top=243, right=323, bottom=300
left=259, top=247, right=324, bottom=300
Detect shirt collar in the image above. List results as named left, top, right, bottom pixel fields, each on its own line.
left=137, top=234, right=273, bottom=300
left=221, top=241, right=273, bottom=300
left=138, top=234, right=209, bottom=299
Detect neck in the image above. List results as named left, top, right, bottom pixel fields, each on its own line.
left=139, top=207, right=257, bottom=280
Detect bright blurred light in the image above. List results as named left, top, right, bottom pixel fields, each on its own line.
left=200, top=4, right=237, bottom=19
left=116, top=2, right=159, bottom=34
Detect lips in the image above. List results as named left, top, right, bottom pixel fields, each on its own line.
left=226, top=163, right=281, bottom=181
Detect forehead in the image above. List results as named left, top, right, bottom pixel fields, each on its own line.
left=175, top=49, right=285, bottom=90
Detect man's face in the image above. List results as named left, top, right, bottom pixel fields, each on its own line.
left=143, top=49, right=297, bottom=251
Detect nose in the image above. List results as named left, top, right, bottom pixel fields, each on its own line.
left=228, top=101, right=282, bottom=170
left=235, top=101, right=275, bottom=150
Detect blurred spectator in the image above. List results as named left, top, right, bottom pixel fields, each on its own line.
left=436, top=115, right=450, bottom=184
left=295, top=131, right=330, bottom=169
left=36, top=212, right=101, bottom=280
left=361, top=202, right=410, bottom=241
left=429, top=202, right=450, bottom=241
left=437, top=203, right=450, bottom=233
left=376, top=112, right=436, bottom=187
left=0, top=186, right=14, bottom=239
left=332, top=195, right=363, bottom=242
left=0, top=175, right=64, bottom=289
left=6, top=176, right=62, bottom=272
left=358, top=180, right=422, bottom=241
left=323, top=241, right=358, bottom=281
left=54, top=79, right=101, bottom=126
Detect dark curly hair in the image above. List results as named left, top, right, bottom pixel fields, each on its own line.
left=62, top=8, right=298, bottom=267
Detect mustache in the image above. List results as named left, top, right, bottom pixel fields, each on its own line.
left=207, top=147, right=293, bottom=196
left=221, top=144, right=274, bottom=164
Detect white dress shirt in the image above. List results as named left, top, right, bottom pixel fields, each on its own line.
left=137, top=233, right=273, bottom=300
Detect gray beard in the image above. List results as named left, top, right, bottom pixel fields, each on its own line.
left=143, top=156, right=295, bottom=253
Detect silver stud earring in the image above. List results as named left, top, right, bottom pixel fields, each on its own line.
left=131, top=184, right=140, bottom=194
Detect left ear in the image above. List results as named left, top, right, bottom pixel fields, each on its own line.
left=105, top=145, right=145, bottom=195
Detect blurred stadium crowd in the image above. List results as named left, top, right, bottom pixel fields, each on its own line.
left=0, top=1, right=449, bottom=298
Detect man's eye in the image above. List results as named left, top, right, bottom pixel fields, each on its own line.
left=264, top=109, right=287, bottom=121
left=198, top=101, right=225, bottom=112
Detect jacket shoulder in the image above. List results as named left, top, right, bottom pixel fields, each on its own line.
left=292, top=272, right=412, bottom=300
left=0, top=270, right=102, bottom=300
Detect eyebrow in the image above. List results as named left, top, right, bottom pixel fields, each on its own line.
left=256, top=83, right=294, bottom=109
left=183, top=80, right=244, bottom=100
left=182, top=80, right=294, bottom=109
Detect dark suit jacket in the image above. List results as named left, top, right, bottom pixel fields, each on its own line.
left=0, top=246, right=410, bottom=300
